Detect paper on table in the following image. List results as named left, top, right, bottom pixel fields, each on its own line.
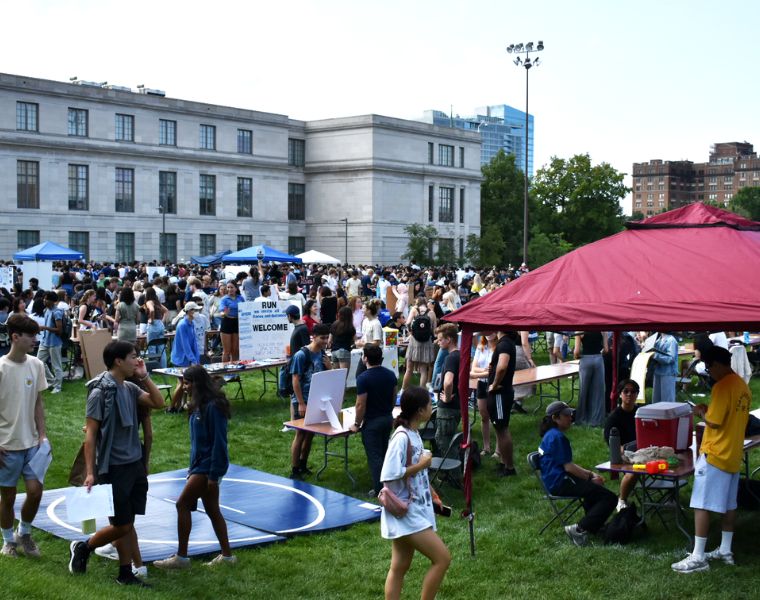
left=65, top=484, right=115, bottom=522
left=28, top=439, right=53, bottom=483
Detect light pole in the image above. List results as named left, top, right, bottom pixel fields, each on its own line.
left=507, top=40, right=543, bottom=265
left=158, top=198, right=166, bottom=263
left=340, top=218, right=348, bottom=264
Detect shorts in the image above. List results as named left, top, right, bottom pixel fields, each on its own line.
left=689, top=453, right=739, bottom=514
left=98, top=460, right=148, bottom=526
left=476, top=380, right=488, bottom=400
left=291, top=401, right=306, bottom=419
left=0, top=446, right=41, bottom=486
left=220, top=316, right=238, bottom=334
left=331, top=348, right=351, bottom=364
left=487, top=389, right=513, bottom=431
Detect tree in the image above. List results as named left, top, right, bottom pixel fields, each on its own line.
left=730, top=187, right=760, bottom=221
left=526, top=226, right=573, bottom=269
left=531, top=154, right=629, bottom=249
left=435, top=239, right=457, bottom=266
left=463, top=233, right=482, bottom=266
left=402, top=223, right=437, bottom=264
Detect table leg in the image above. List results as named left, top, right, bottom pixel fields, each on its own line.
left=316, top=434, right=356, bottom=489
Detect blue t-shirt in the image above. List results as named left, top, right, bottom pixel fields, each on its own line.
left=356, top=366, right=398, bottom=420
left=219, top=294, right=242, bottom=318
left=539, top=427, right=572, bottom=494
left=42, top=307, right=64, bottom=347
left=290, top=347, right=326, bottom=403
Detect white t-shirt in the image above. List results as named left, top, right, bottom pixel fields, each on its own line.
left=362, top=317, right=383, bottom=344
left=346, top=278, right=361, bottom=297
left=0, top=355, right=47, bottom=450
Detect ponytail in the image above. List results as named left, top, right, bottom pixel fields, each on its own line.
left=539, top=415, right=558, bottom=438
left=393, top=386, right=430, bottom=429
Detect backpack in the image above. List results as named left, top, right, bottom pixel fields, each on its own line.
left=601, top=503, right=641, bottom=544
left=277, top=347, right=314, bottom=398
left=61, top=311, right=74, bottom=348
left=410, top=310, right=432, bottom=343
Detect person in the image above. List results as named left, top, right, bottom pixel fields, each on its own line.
left=319, top=286, right=338, bottom=326
left=652, top=332, right=678, bottom=403
left=302, top=299, right=320, bottom=335
left=68, top=340, right=165, bottom=586
left=380, top=386, right=450, bottom=600
left=391, top=282, right=409, bottom=318
left=434, top=324, right=460, bottom=457
left=574, top=331, right=609, bottom=427
left=357, top=298, right=383, bottom=348
left=470, top=333, right=496, bottom=457
left=441, top=281, right=460, bottom=314
left=349, top=296, right=364, bottom=339
left=539, top=401, right=617, bottom=546
left=487, top=331, right=517, bottom=476
left=603, top=379, right=640, bottom=511
left=241, top=261, right=263, bottom=302
left=219, top=282, right=243, bottom=362
left=279, top=281, right=306, bottom=311
left=114, top=287, right=139, bottom=344
left=168, top=303, right=201, bottom=412
left=0, top=314, right=48, bottom=558
left=511, top=331, right=535, bottom=414
left=401, top=297, right=436, bottom=390
left=37, top=291, right=64, bottom=394
left=144, top=287, right=168, bottom=368
left=329, top=306, right=355, bottom=371
left=349, top=345, right=398, bottom=496
left=671, top=346, right=751, bottom=574
left=290, top=324, right=331, bottom=479
left=345, top=270, right=361, bottom=298
left=155, top=365, right=235, bottom=569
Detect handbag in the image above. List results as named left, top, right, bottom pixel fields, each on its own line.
left=378, top=431, right=414, bottom=518
left=68, top=442, right=87, bottom=487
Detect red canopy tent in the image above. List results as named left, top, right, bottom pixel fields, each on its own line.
left=444, top=203, right=760, bottom=552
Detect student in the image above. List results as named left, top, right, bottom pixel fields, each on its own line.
left=434, top=324, right=460, bottom=457
left=380, top=386, right=450, bottom=600
left=603, top=379, right=640, bottom=512
left=168, top=303, right=201, bottom=412
left=37, top=291, right=64, bottom=394
left=0, top=314, right=48, bottom=558
left=68, top=341, right=165, bottom=586
left=155, top=365, right=234, bottom=569
left=487, top=331, right=518, bottom=476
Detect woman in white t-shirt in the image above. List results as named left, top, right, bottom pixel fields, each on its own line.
left=357, top=299, right=383, bottom=347
left=470, top=333, right=497, bottom=456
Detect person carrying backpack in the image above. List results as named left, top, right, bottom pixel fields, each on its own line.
left=401, top=297, right=436, bottom=391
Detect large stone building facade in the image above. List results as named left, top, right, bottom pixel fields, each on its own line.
left=1, top=73, right=481, bottom=264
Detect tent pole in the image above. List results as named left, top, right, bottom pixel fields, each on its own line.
left=610, top=331, right=620, bottom=412
left=457, top=326, right=475, bottom=556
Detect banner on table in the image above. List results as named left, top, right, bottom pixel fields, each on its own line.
left=238, top=300, right=291, bottom=361
left=0, top=266, right=14, bottom=290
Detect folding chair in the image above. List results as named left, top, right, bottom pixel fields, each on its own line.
left=527, top=451, right=583, bottom=534
left=429, top=431, right=463, bottom=490
left=141, top=338, right=172, bottom=404
left=636, top=476, right=689, bottom=532
left=419, top=408, right=437, bottom=452
left=222, top=374, right=245, bottom=401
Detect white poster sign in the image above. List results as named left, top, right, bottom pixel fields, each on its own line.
left=304, top=369, right=347, bottom=428
left=146, top=266, right=166, bottom=281
left=345, top=347, right=399, bottom=388
left=224, top=265, right=251, bottom=282
left=0, top=266, right=14, bottom=290
left=18, top=262, right=54, bottom=291
left=238, top=300, right=290, bottom=361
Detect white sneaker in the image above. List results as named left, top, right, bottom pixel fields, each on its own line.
left=132, top=564, right=148, bottom=579
left=704, top=548, right=735, bottom=565
left=204, top=554, right=237, bottom=567
left=616, top=499, right=628, bottom=513
left=154, top=554, right=191, bottom=569
left=94, top=543, right=118, bottom=559
left=564, top=524, right=588, bottom=547
left=671, top=553, right=709, bottom=573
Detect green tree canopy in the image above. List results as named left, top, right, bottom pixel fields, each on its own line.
left=402, top=223, right=437, bottom=264
left=729, top=186, right=760, bottom=221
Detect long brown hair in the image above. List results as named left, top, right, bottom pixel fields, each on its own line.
left=183, top=365, right=231, bottom=420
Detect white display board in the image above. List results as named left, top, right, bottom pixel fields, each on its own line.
left=345, top=346, right=399, bottom=388
left=0, top=266, right=14, bottom=290
left=18, top=262, right=54, bottom=291
left=238, top=300, right=291, bottom=361
left=223, top=265, right=251, bottom=282
left=304, top=369, right=348, bottom=428
left=146, top=266, right=167, bottom=281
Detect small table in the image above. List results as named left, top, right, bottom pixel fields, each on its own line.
left=513, top=362, right=581, bottom=413
left=284, top=417, right=357, bottom=488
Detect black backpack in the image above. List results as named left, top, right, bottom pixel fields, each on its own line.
left=61, top=311, right=73, bottom=348
left=277, top=347, right=314, bottom=398
left=411, top=311, right=432, bottom=342
left=601, top=503, right=641, bottom=544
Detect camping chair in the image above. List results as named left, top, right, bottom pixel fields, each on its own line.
left=141, top=338, right=172, bottom=404
left=429, top=431, right=463, bottom=491
left=527, top=451, right=583, bottom=535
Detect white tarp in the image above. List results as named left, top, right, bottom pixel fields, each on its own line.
left=296, top=250, right=341, bottom=265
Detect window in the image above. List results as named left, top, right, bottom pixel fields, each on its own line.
left=459, top=238, right=464, bottom=259
left=288, top=183, right=305, bottom=220
left=115, top=168, right=134, bottom=212
left=459, top=188, right=465, bottom=223
left=159, top=233, right=177, bottom=263
left=68, top=108, right=88, bottom=136
left=237, top=129, right=252, bottom=154
left=428, top=185, right=434, bottom=221
left=159, top=119, right=176, bottom=146
left=68, top=164, right=89, bottom=210
left=17, top=230, right=39, bottom=250
left=237, top=235, right=252, bottom=251
left=428, top=239, right=434, bottom=262
left=199, top=174, right=216, bottom=215
left=115, top=233, right=134, bottom=263
left=428, top=142, right=434, bottom=165
left=439, top=144, right=454, bottom=167
left=159, top=171, right=177, bottom=214
left=199, top=234, right=216, bottom=256
left=115, top=114, right=134, bottom=141
left=237, top=177, right=252, bottom=217
left=17, top=161, right=39, bottom=209
left=69, top=231, right=89, bottom=259
left=200, top=124, right=216, bottom=150
left=288, top=138, right=305, bottom=166
left=438, top=186, right=454, bottom=222
left=16, top=102, right=38, bottom=131
left=459, top=146, right=465, bottom=168
left=288, top=236, right=305, bottom=256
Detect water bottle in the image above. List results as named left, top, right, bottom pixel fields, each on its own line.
left=743, top=331, right=750, bottom=344
left=609, top=427, right=622, bottom=464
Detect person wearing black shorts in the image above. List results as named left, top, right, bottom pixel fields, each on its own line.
left=487, top=331, right=517, bottom=476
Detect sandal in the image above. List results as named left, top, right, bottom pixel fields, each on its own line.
left=480, top=449, right=492, bottom=456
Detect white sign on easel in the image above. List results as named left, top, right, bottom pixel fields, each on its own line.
left=18, top=262, right=54, bottom=291
left=304, top=369, right=348, bottom=429
left=238, top=300, right=290, bottom=361
left=0, top=266, right=14, bottom=290
left=345, top=346, right=399, bottom=388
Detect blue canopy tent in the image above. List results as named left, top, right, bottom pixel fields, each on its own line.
left=190, top=249, right=232, bottom=266
left=222, top=244, right=302, bottom=264
left=13, top=241, right=84, bottom=261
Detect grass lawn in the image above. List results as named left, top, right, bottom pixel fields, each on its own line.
left=3, top=354, right=760, bottom=600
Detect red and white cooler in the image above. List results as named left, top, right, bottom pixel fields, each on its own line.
left=635, top=402, right=693, bottom=451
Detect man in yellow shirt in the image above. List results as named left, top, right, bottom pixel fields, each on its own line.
left=672, top=346, right=751, bottom=574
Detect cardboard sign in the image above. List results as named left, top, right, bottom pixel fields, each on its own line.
left=0, top=266, right=14, bottom=290
left=238, top=300, right=291, bottom=361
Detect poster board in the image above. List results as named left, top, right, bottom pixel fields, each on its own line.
left=345, top=346, right=399, bottom=388
left=238, top=300, right=290, bottom=361
left=223, top=265, right=251, bottom=282
left=385, top=287, right=397, bottom=314
left=146, top=266, right=166, bottom=281
left=18, top=262, right=54, bottom=291
left=79, top=329, right=111, bottom=380
left=0, top=266, right=14, bottom=290
left=303, top=369, right=347, bottom=428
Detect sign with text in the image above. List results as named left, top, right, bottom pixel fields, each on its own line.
left=238, top=300, right=291, bottom=361
left=0, top=266, right=14, bottom=290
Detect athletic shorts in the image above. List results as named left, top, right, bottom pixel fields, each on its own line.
left=220, top=316, right=238, bottom=334
left=0, top=446, right=41, bottom=487
left=331, top=348, right=351, bottom=364
left=689, top=453, right=739, bottom=514
left=476, top=380, right=488, bottom=400
left=99, top=460, right=148, bottom=526
left=487, top=389, right=513, bottom=431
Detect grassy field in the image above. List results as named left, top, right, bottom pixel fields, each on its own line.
left=3, top=353, right=760, bottom=600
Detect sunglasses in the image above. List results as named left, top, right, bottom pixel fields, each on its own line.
left=621, top=388, right=637, bottom=394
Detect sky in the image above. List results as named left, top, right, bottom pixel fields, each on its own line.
left=4, top=0, right=759, bottom=213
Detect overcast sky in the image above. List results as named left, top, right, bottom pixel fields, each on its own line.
left=4, top=0, right=759, bottom=213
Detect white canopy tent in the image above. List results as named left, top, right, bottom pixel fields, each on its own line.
left=296, top=249, right=341, bottom=265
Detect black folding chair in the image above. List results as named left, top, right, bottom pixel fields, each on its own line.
left=141, top=337, right=172, bottom=404
left=430, top=431, right=463, bottom=490
left=527, top=451, right=583, bottom=535
left=419, top=408, right=437, bottom=452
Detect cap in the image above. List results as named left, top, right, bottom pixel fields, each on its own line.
left=183, top=301, right=200, bottom=312
left=284, top=305, right=301, bottom=318
left=546, top=401, right=573, bottom=417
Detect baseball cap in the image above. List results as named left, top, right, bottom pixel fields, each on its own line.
left=184, top=301, right=200, bottom=312
left=546, top=401, right=573, bottom=417
left=284, top=305, right=300, bottom=318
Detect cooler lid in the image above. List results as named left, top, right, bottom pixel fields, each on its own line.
left=635, top=402, right=693, bottom=419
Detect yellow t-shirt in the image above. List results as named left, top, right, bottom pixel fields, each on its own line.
left=0, top=355, right=48, bottom=450
left=700, top=372, right=751, bottom=473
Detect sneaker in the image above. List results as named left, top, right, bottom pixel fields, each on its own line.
left=68, top=540, right=90, bottom=574
left=204, top=554, right=237, bottom=567
left=704, top=548, right=735, bottom=565
left=671, top=553, right=709, bottom=573
left=116, top=572, right=151, bottom=587
left=565, top=524, right=589, bottom=547
left=132, top=564, right=148, bottom=579
left=289, top=467, right=303, bottom=480
left=280, top=425, right=291, bottom=433
left=491, top=452, right=500, bottom=460
left=94, top=543, right=119, bottom=560
left=616, top=499, right=628, bottom=513
left=1, top=542, right=19, bottom=557
left=14, top=532, right=40, bottom=558
left=496, top=464, right=517, bottom=477
left=154, top=554, right=191, bottom=570
left=50, top=388, right=62, bottom=395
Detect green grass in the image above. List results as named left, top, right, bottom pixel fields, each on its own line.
left=4, top=357, right=760, bottom=600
